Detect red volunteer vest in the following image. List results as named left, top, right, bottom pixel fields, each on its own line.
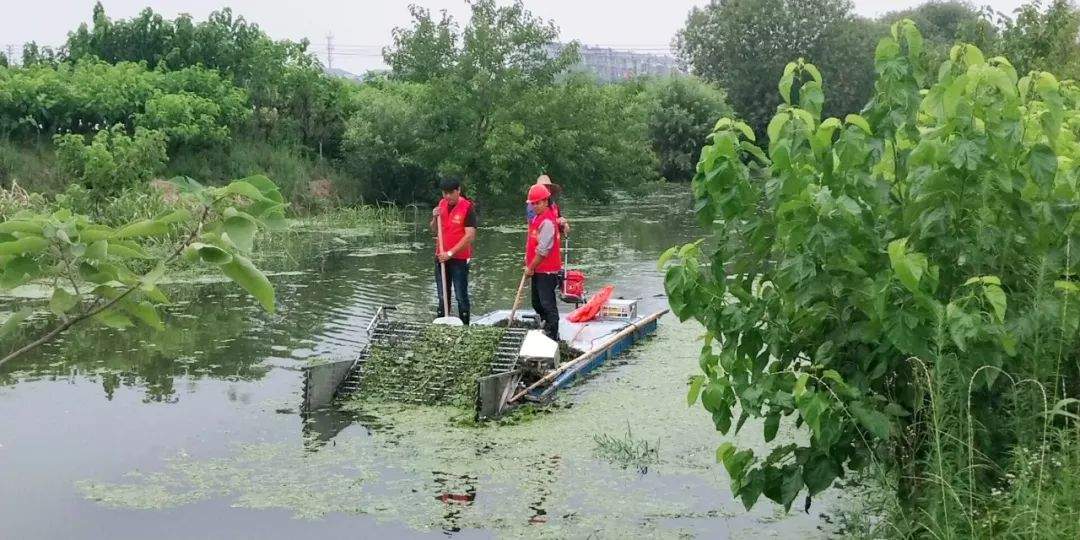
left=437, top=197, right=473, bottom=260
left=526, top=208, right=562, bottom=273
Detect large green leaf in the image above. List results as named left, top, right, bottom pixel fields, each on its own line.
left=983, top=284, right=1007, bottom=323
left=850, top=402, right=891, bottom=439
left=0, top=308, right=32, bottom=339
left=0, top=221, right=44, bottom=235
left=1027, top=144, right=1058, bottom=188
left=0, top=236, right=49, bottom=257
left=122, top=299, right=164, bottom=330
left=221, top=180, right=275, bottom=204
left=187, top=243, right=233, bottom=265
left=219, top=254, right=275, bottom=313
left=687, top=375, right=706, bottom=406
left=237, top=175, right=284, bottom=203
left=888, top=239, right=925, bottom=294
left=1, top=256, right=40, bottom=289
left=94, top=310, right=133, bottom=329
left=803, top=453, right=839, bottom=495
left=84, top=240, right=108, bottom=260
left=720, top=447, right=755, bottom=483
left=764, top=413, right=780, bottom=442
left=113, top=220, right=169, bottom=239
left=49, top=288, right=79, bottom=316
left=223, top=215, right=257, bottom=254
left=108, top=242, right=154, bottom=259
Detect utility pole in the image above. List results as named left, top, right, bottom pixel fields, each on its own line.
left=325, top=33, right=334, bottom=70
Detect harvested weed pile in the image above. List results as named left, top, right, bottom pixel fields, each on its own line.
left=358, top=325, right=506, bottom=408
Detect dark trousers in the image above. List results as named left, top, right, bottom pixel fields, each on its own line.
left=435, top=258, right=470, bottom=325
left=531, top=272, right=559, bottom=341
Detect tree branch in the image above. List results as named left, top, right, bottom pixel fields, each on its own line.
left=0, top=202, right=214, bottom=368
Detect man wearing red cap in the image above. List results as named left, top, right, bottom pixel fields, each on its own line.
left=524, top=183, right=562, bottom=341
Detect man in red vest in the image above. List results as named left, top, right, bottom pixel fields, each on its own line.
left=430, top=176, right=477, bottom=324
left=524, top=183, right=562, bottom=341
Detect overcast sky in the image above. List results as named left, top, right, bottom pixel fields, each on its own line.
left=2, top=0, right=1028, bottom=73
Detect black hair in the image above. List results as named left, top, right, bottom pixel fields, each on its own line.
left=438, top=176, right=461, bottom=192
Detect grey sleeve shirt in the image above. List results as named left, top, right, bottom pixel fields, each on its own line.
left=536, top=219, right=556, bottom=257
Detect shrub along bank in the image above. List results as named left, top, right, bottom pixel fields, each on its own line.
left=665, top=20, right=1080, bottom=538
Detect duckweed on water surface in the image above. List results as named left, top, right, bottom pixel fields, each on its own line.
left=74, top=320, right=838, bottom=538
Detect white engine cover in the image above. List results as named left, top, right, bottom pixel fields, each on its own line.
left=519, top=330, right=559, bottom=363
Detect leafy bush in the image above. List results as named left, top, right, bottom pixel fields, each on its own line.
left=53, top=184, right=172, bottom=227
left=55, top=125, right=167, bottom=196
left=664, top=20, right=1080, bottom=534
left=341, top=81, right=432, bottom=203
left=136, top=93, right=231, bottom=147
left=0, top=60, right=248, bottom=143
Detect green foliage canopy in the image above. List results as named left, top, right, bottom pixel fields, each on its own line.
left=347, top=0, right=657, bottom=203
left=675, top=0, right=879, bottom=140
left=998, top=0, right=1080, bottom=79
left=664, top=20, right=1080, bottom=519
left=642, top=76, right=733, bottom=182
left=0, top=59, right=248, bottom=144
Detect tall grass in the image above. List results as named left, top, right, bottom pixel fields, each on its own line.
left=166, top=138, right=363, bottom=211
left=0, top=138, right=66, bottom=193
left=296, top=203, right=405, bottom=230
left=848, top=263, right=1080, bottom=540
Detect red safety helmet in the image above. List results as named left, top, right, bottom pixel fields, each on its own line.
left=527, top=183, right=551, bottom=203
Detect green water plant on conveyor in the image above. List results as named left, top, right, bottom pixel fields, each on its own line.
left=357, top=325, right=506, bottom=408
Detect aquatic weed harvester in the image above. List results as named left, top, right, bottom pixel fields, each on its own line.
left=302, top=298, right=668, bottom=420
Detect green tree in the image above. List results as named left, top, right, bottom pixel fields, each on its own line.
left=642, top=76, right=733, bottom=182
left=0, top=59, right=248, bottom=142
left=65, top=3, right=305, bottom=104
left=381, top=0, right=581, bottom=200
left=135, top=93, right=231, bottom=148
left=998, top=0, right=1080, bottom=79
left=21, top=42, right=63, bottom=67
left=664, top=20, right=1080, bottom=530
left=341, top=81, right=432, bottom=203
left=880, top=1, right=997, bottom=71
left=384, top=5, right=458, bottom=83
left=674, top=0, right=878, bottom=139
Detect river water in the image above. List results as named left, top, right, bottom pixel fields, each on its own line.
left=0, top=189, right=837, bottom=538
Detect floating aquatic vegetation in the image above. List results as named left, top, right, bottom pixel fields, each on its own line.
left=356, top=325, right=506, bottom=408
left=593, top=423, right=661, bottom=474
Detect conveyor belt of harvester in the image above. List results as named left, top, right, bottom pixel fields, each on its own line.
left=329, top=316, right=528, bottom=405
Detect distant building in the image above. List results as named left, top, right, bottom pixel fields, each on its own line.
left=329, top=43, right=683, bottom=83
left=547, top=43, right=682, bottom=82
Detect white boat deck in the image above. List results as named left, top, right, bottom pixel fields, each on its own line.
left=473, top=309, right=644, bottom=354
